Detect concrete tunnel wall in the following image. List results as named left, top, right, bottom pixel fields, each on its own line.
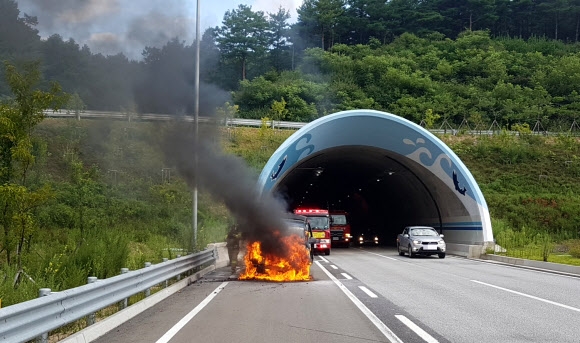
left=257, top=110, right=494, bottom=255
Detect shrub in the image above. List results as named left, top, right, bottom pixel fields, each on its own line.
left=565, top=240, right=580, bottom=258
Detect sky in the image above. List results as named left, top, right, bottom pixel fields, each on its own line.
left=16, top=0, right=304, bottom=60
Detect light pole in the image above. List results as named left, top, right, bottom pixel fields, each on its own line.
left=193, top=0, right=200, bottom=250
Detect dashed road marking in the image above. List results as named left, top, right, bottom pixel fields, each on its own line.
left=395, top=315, right=439, bottom=343
left=330, top=265, right=338, bottom=269
left=341, top=273, right=353, bottom=280
left=359, top=286, right=378, bottom=298
left=363, top=250, right=399, bottom=261
left=318, top=256, right=329, bottom=263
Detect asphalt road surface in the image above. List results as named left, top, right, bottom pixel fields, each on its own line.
left=94, top=247, right=580, bottom=343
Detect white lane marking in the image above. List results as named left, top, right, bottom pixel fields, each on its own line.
left=316, top=261, right=404, bottom=343
left=330, top=265, right=338, bottom=269
left=363, top=250, right=398, bottom=261
left=359, top=286, right=378, bottom=298
left=156, top=282, right=228, bottom=343
left=395, top=315, right=439, bottom=343
left=471, top=258, right=579, bottom=280
left=471, top=280, right=580, bottom=313
left=318, top=256, right=329, bottom=263
left=341, top=273, right=353, bottom=280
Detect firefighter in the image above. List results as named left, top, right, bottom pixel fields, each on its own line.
left=226, top=223, right=241, bottom=274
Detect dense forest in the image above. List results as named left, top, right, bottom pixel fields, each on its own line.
left=3, top=0, right=580, bottom=130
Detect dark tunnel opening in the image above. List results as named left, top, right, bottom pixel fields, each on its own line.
left=273, top=146, right=444, bottom=246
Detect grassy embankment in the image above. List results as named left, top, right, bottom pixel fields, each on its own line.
left=446, top=132, right=580, bottom=265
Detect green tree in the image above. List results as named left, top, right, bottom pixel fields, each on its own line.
left=216, top=101, right=239, bottom=126
left=0, top=61, right=68, bottom=184
left=233, top=71, right=324, bottom=121
left=424, top=108, right=440, bottom=129
left=271, top=97, right=289, bottom=125
left=66, top=92, right=86, bottom=120
left=268, top=7, right=292, bottom=72
left=297, top=0, right=346, bottom=50
left=0, top=0, right=41, bottom=69
left=215, top=5, right=270, bottom=81
left=0, top=61, right=67, bottom=280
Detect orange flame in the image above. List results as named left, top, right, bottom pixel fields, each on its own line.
left=239, top=235, right=311, bottom=282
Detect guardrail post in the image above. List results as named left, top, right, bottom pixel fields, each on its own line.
left=119, top=268, right=129, bottom=309
left=86, top=277, right=98, bottom=326
left=144, top=262, right=151, bottom=297
left=36, top=288, right=51, bottom=343
left=162, top=258, right=169, bottom=288
left=176, top=255, right=181, bottom=281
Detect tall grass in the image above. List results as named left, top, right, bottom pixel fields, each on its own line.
left=491, top=215, right=580, bottom=264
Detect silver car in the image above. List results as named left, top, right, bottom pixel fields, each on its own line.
left=397, top=226, right=446, bottom=258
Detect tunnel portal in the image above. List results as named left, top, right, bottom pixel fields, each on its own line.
left=258, top=110, right=493, bottom=248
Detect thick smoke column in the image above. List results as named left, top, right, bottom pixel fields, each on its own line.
left=161, top=124, right=291, bottom=256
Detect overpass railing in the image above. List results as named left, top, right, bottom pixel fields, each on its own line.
left=0, top=248, right=216, bottom=343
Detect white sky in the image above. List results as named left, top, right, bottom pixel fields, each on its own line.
left=16, top=0, right=304, bottom=60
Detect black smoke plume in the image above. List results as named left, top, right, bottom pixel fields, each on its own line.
left=161, top=123, right=291, bottom=256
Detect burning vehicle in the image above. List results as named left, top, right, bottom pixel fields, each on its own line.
left=239, top=214, right=315, bottom=282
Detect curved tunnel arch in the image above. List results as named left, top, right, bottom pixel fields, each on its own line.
left=258, top=110, right=493, bottom=246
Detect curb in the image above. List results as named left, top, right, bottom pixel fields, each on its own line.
left=478, top=254, right=580, bottom=277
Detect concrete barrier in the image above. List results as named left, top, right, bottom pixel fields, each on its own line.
left=206, top=242, right=229, bottom=268
left=206, top=242, right=247, bottom=269
left=446, top=243, right=484, bottom=258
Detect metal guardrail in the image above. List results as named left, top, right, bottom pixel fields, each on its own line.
left=0, top=249, right=216, bottom=343
left=43, top=110, right=303, bottom=129
left=43, top=110, right=577, bottom=136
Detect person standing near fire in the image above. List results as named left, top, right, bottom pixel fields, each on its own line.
left=226, top=223, right=242, bottom=274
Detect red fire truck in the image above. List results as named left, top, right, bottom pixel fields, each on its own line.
left=294, top=208, right=331, bottom=256
left=329, top=210, right=352, bottom=248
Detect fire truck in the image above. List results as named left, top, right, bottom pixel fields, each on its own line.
left=294, top=208, right=331, bottom=256
left=329, top=210, right=352, bottom=248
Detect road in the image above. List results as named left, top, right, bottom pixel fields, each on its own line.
left=94, top=247, right=580, bottom=343
left=44, top=110, right=560, bottom=135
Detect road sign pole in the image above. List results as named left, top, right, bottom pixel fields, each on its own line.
left=193, top=0, right=200, bottom=251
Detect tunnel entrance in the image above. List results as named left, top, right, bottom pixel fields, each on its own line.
left=275, top=146, right=444, bottom=245
left=258, top=110, right=494, bottom=249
